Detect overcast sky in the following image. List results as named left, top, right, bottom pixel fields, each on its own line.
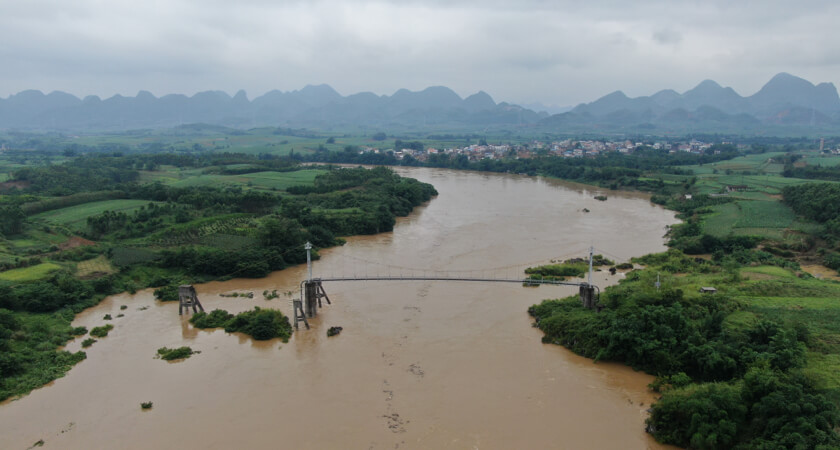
left=2, top=0, right=839, bottom=107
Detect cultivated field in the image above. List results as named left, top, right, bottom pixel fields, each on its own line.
left=168, top=169, right=325, bottom=190
left=32, top=199, right=157, bottom=231
left=0, top=262, right=62, bottom=281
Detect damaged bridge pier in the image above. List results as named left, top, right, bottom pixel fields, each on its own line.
left=294, top=280, right=331, bottom=329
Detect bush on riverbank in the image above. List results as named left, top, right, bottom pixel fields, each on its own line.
left=0, top=308, right=87, bottom=401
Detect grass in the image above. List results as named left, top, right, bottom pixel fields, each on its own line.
left=32, top=199, right=157, bottom=231
left=746, top=296, right=840, bottom=310
left=740, top=265, right=797, bottom=279
left=803, top=352, right=840, bottom=393
left=8, top=238, right=41, bottom=248
left=722, top=310, right=758, bottom=331
left=0, top=262, right=62, bottom=281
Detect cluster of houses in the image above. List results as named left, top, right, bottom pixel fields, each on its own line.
left=366, top=138, right=729, bottom=162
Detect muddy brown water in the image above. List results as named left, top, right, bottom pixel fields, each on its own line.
left=1, top=168, right=680, bottom=449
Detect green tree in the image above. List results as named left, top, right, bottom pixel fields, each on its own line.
left=258, top=217, right=306, bottom=249
left=0, top=205, right=25, bottom=235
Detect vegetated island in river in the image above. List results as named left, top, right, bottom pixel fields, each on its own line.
left=0, top=154, right=436, bottom=401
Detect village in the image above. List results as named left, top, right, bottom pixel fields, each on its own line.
left=376, top=138, right=727, bottom=162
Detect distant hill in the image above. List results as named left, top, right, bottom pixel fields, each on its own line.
left=1, top=73, right=838, bottom=134
left=544, top=73, right=840, bottom=134
left=0, top=85, right=543, bottom=132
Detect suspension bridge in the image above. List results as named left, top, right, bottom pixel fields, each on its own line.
left=290, top=242, right=609, bottom=330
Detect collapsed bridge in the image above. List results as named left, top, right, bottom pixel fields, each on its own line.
left=292, top=242, right=601, bottom=329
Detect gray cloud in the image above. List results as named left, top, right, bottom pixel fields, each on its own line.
left=0, top=0, right=838, bottom=106
left=653, top=29, right=682, bottom=45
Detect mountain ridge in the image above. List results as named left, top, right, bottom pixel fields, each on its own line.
left=0, top=84, right=539, bottom=131
left=0, top=73, right=837, bottom=133
left=554, top=73, right=840, bottom=132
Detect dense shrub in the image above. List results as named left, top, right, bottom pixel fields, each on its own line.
left=89, top=324, right=114, bottom=338
left=648, top=382, right=745, bottom=449
left=190, top=307, right=292, bottom=341
left=648, top=367, right=840, bottom=449
left=531, top=289, right=806, bottom=383
left=189, top=309, right=234, bottom=329
left=156, top=346, right=195, bottom=361
left=153, top=285, right=179, bottom=302
left=0, top=276, right=96, bottom=313
left=525, top=263, right=587, bottom=280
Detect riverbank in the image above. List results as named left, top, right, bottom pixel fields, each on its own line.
left=0, top=161, right=436, bottom=402
left=530, top=248, right=840, bottom=448
left=0, top=167, right=678, bottom=449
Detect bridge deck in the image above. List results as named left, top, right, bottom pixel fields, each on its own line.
left=313, top=276, right=588, bottom=287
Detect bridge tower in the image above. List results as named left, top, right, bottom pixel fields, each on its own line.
left=178, top=285, right=205, bottom=315
left=579, top=247, right=597, bottom=310
left=294, top=242, right=332, bottom=329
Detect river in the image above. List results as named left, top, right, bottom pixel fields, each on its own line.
left=0, top=168, right=680, bottom=449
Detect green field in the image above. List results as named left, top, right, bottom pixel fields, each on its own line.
left=740, top=265, right=797, bottom=279
left=678, top=151, right=828, bottom=196
left=735, top=200, right=795, bottom=228
left=702, top=202, right=740, bottom=237
left=702, top=200, right=795, bottom=238
left=51, top=127, right=397, bottom=158
left=693, top=174, right=811, bottom=195
left=32, top=199, right=155, bottom=230
left=0, top=262, right=62, bottom=281
left=654, top=261, right=840, bottom=396
left=703, top=200, right=796, bottom=239
left=803, top=154, right=840, bottom=167
left=167, top=169, right=326, bottom=191
left=745, top=289, right=840, bottom=397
